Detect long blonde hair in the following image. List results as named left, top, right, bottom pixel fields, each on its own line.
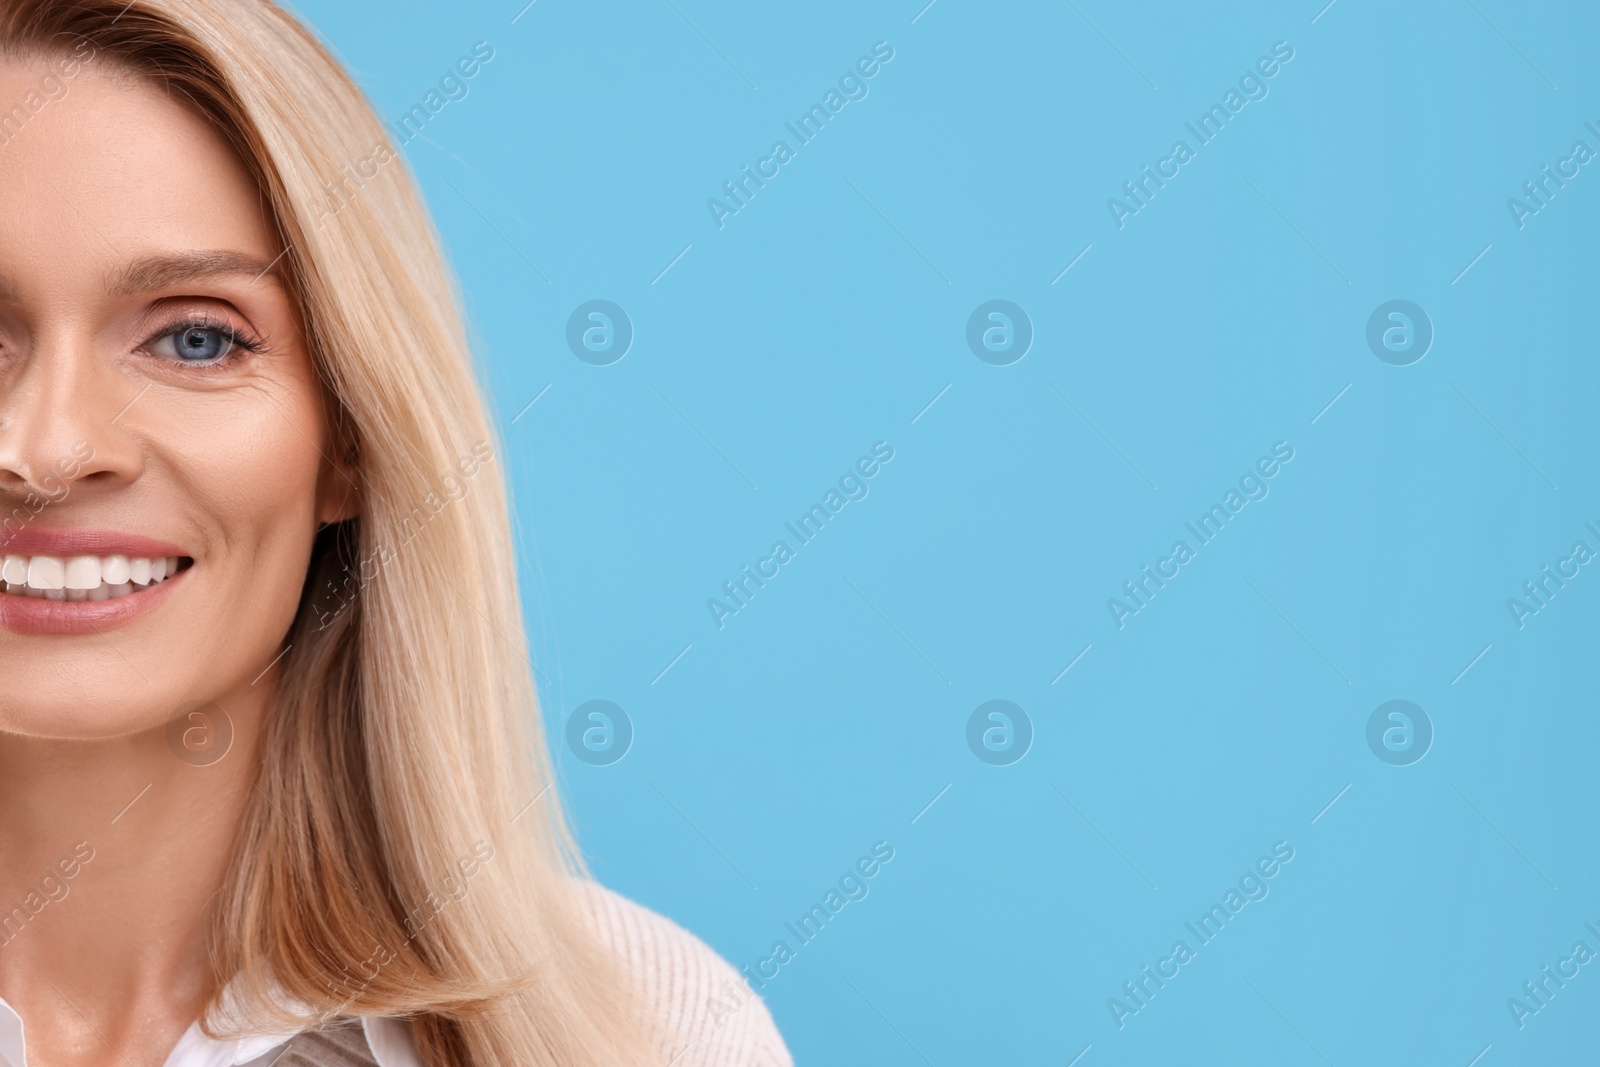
left=0, top=3, right=658, bottom=1063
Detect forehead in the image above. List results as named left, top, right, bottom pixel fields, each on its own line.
left=0, top=59, right=276, bottom=303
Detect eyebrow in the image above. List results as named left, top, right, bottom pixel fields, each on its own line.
left=105, top=249, right=288, bottom=296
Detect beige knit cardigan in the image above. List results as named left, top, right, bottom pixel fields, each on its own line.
left=584, top=883, right=792, bottom=1066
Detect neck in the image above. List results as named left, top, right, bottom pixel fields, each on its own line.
left=0, top=678, right=273, bottom=1064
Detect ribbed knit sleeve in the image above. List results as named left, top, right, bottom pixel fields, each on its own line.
left=580, top=882, right=793, bottom=1067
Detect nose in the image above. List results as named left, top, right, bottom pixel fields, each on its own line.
left=0, top=332, right=144, bottom=508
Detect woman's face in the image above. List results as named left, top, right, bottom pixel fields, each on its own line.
left=0, top=60, right=351, bottom=740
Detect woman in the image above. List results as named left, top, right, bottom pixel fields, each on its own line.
left=0, top=2, right=790, bottom=1064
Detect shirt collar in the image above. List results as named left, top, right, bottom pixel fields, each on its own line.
left=0, top=987, right=419, bottom=1067
left=0, top=997, right=23, bottom=1067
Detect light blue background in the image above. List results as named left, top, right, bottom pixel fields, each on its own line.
left=296, top=1, right=1600, bottom=1062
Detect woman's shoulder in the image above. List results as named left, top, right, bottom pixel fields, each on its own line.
left=575, top=880, right=793, bottom=1067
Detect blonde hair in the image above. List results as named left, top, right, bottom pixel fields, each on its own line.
left=0, top=3, right=659, bottom=1063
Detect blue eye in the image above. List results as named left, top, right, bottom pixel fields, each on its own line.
left=141, top=316, right=263, bottom=369
left=172, top=326, right=234, bottom=362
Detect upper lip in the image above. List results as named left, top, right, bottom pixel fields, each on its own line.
left=0, top=527, right=190, bottom=559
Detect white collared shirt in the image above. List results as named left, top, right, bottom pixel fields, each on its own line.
left=0, top=993, right=420, bottom=1067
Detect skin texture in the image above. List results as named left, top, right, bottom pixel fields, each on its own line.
left=0, top=62, right=357, bottom=1065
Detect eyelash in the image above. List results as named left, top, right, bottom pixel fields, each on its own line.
left=140, top=313, right=267, bottom=370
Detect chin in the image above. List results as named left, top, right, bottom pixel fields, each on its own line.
left=0, top=692, right=178, bottom=743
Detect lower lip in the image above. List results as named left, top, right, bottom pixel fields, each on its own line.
left=0, top=568, right=188, bottom=635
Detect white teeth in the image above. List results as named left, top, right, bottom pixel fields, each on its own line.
left=64, top=556, right=102, bottom=590
left=27, top=557, right=64, bottom=590
left=1, top=554, right=187, bottom=598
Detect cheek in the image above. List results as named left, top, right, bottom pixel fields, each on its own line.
left=159, top=393, right=327, bottom=536
left=173, top=397, right=323, bottom=561
left=146, top=374, right=329, bottom=645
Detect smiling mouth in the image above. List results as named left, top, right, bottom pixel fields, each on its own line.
left=1, top=554, right=191, bottom=601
